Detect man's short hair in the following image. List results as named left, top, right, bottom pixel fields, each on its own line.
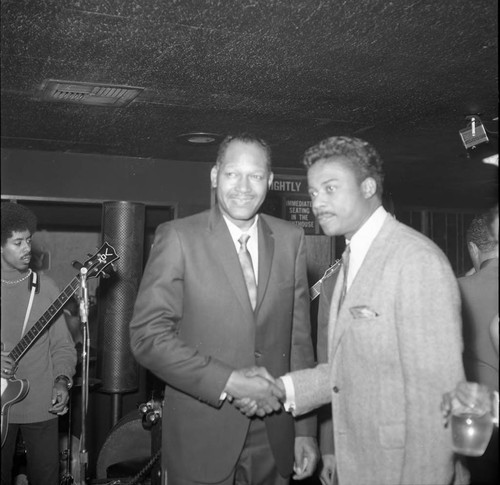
left=302, top=136, right=385, bottom=196
left=1, top=202, right=37, bottom=246
left=466, top=213, right=497, bottom=253
left=215, top=133, right=272, bottom=171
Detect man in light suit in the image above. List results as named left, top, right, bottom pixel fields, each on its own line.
left=276, top=136, right=468, bottom=485
left=129, top=133, right=319, bottom=485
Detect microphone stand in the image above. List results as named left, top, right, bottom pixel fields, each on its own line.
left=78, top=267, right=90, bottom=485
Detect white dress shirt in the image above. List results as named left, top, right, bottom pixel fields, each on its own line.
left=223, top=215, right=259, bottom=283
left=344, top=205, right=388, bottom=290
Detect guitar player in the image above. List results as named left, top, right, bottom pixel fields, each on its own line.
left=1, top=202, right=77, bottom=485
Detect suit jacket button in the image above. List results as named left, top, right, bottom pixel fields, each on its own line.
left=254, top=351, right=262, bottom=358
left=333, top=386, right=340, bottom=393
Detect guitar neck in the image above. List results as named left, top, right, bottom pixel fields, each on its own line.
left=309, top=280, right=322, bottom=300
left=9, top=276, right=80, bottom=364
left=309, top=259, right=342, bottom=301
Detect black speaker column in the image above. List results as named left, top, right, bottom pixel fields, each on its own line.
left=97, top=201, right=145, bottom=426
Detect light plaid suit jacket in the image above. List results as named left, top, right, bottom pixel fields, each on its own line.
left=290, top=215, right=469, bottom=485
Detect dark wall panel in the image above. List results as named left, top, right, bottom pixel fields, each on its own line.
left=1, top=148, right=212, bottom=217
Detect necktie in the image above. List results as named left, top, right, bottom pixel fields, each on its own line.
left=238, top=234, right=257, bottom=310
left=338, top=244, right=351, bottom=311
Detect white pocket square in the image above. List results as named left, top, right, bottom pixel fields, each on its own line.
left=350, top=305, right=379, bottom=319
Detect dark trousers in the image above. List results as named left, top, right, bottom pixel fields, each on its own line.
left=167, top=418, right=289, bottom=485
left=1, top=419, right=59, bottom=485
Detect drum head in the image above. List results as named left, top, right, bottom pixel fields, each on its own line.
left=96, top=411, right=151, bottom=479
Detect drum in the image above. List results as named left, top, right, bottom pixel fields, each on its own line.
left=96, top=410, right=151, bottom=479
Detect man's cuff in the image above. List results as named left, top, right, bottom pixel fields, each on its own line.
left=280, top=375, right=297, bottom=414
left=493, top=391, right=499, bottom=426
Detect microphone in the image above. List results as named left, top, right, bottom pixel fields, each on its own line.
left=79, top=267, right=89, bottom=323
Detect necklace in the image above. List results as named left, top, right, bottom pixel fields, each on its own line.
left=1, top=268, right=32, bottom=285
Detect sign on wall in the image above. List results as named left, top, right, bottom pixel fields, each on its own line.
left=261, top=173, right=321, bottom=235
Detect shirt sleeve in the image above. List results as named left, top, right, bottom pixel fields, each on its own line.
left=280, top=375, right=297, bottom=414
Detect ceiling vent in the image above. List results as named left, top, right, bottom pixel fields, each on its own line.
left=38, top=79, right=144, bottom=107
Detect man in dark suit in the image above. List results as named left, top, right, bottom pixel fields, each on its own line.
left=459, top=213, right=499, bottom=390
left=130, top=133, right=318, bottom=485
left=458, top=213, right=498, bottom=485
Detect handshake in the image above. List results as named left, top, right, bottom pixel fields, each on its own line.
left=224, top=366, right=287, bottom=418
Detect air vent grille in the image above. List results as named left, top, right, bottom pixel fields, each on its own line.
left=38, top=80, right=144, bottom=107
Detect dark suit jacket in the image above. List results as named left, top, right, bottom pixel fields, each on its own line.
left=458, top=257, right=499, bottom=391
left=130, top=205, right=316, bottom=482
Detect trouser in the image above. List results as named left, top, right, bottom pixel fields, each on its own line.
left=1, top=419, right=59, bottom=485
left=166, top=418, right=289, bottom=485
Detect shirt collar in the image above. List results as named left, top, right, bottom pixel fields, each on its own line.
left=223, top=214, right=259, bottom=248
left=346, top=205, right=387, bottom=250
left=479, top=257, right=498, bottom=270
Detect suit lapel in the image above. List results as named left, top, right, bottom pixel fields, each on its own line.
left=330, top=216, right=397, bottom=356
left=256, top=216, right=274, bottom=312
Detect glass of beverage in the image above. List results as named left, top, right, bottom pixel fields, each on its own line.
left=450, top=383, right=495, bottom=457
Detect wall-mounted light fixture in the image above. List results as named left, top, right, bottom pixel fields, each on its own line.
left=459, top=115, right=489, bottom=150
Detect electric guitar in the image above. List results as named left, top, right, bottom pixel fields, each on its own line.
left=309, top=259, right=342, bottom=301
left=1, top=242, right=119, bottom=447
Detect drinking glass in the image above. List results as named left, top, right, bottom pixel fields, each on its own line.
left=450, top=383, right=495, bottom=457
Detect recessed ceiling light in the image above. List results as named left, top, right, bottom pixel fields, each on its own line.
left=176, top=132, right=223, bottom=146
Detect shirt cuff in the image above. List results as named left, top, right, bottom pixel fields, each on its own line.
left=280, top=374, right=297, bottom=415
left=493, top=391, right=499, bottom=426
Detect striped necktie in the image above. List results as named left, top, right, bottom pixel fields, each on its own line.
left=238, top=234, right=257, bottom=310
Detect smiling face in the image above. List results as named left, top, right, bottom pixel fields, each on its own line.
left=1, top=229, right=33, bottom=272
left=211, top=140, right=273, bottom=231
left=307, top=157, right=379, bottom=239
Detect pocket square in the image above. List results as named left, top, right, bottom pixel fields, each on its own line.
left=350, top=305, right=379, bottom=319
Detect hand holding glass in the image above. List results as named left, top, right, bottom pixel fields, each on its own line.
left=445, top=382, right=496, bottom=457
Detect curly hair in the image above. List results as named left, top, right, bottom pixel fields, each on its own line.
left=302, top=136, right=385, bottom=197
left=215, top=132, right=272, bottom=171
left=466, top=212, right=497, bottom=253
left=1, top=202, right=37, bottom=246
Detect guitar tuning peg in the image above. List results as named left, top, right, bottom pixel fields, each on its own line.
left=72, top=260, right=83, bottom=270
left=88, top=253, right=94, bottom=257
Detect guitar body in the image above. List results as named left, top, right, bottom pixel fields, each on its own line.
left=1, top=377, right=29, bottom=446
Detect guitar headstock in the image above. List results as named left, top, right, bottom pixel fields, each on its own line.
left=83, top=243, right=120, bottom=280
